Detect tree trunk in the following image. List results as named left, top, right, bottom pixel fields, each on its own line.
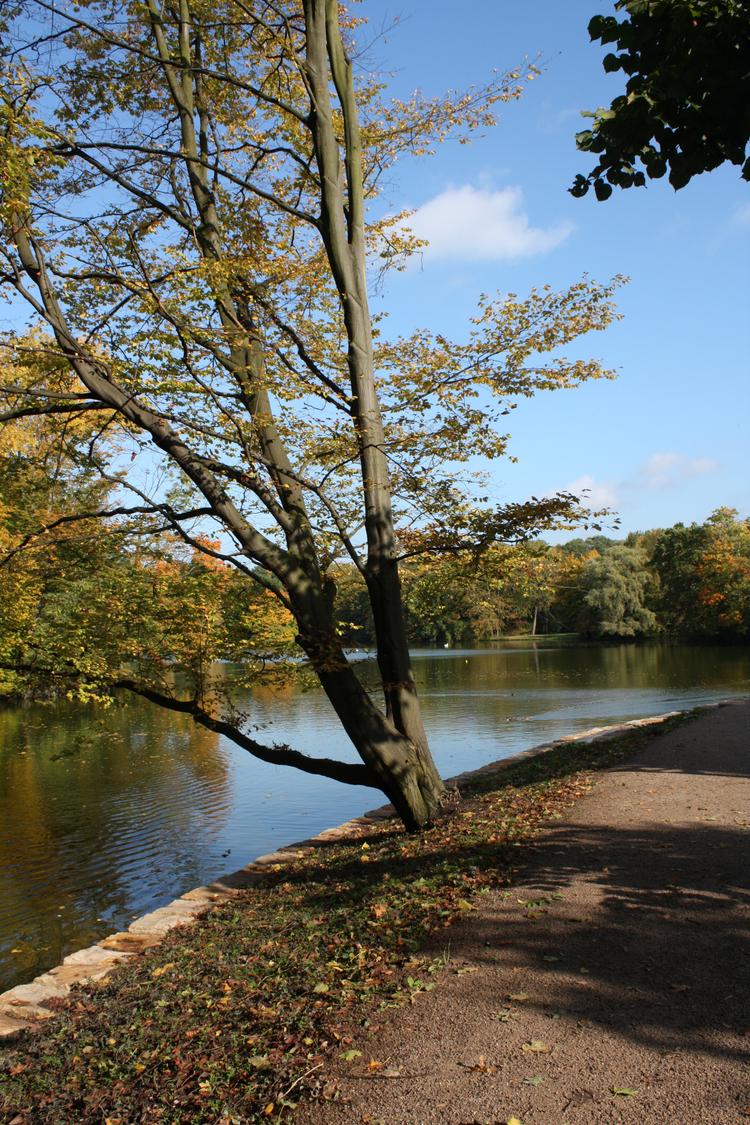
left=319, top=659, right=444, bottom=832
left=301, top=0, right=446, bottom=828
left=295, top=591, right=444, bottom=830
left=365, top=559, right=445, bottom=815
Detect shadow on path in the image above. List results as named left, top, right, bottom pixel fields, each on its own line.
left=464, top=817, right=749, bottom=1061
left=308, top=701, right=750, bottom=1124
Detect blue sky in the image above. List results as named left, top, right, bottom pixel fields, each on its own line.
left=359, top=0, right=750, bottom=537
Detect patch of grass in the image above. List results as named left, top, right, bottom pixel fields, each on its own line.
left=0, top=709, right=700, bottom=1123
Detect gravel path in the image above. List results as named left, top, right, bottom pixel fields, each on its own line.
left=305, top=700, right=750, bottom=1124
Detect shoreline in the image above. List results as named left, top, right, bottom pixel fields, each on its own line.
left=0, top=700, right=739, bottom=1042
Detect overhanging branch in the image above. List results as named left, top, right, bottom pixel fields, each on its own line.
left=114, top=679, right=377, bottom=787
left=0, top=400, right=111, bottom=422
left=0, top=660, right=377, bottom=786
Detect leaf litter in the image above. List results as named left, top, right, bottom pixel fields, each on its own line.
left=0, top=716, right=693, bottom=1122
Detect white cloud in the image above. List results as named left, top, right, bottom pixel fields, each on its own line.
left=565, top=474, right=619, bottom=510
left=548, top=454, right=717, bottom=528
left=403, top=185, right=573, bottom=262
left=732, top=202, right=750, bottom=230
left=639, top=452, right=718, bottom=491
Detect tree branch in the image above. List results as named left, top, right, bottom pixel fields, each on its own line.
left=113, top=679, right=377, bottom=787
left=0, top=659, right=377, bottom=786
left=27, top=0, right=311, bottom=124
left=0, top=503, right=213, bottom=569
left=8, top=218, right=299, bottom=587
left=0, top=400, right=111, bottom=422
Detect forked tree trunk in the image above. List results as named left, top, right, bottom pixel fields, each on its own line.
left=294, top=588, right=444, bottom=831
left=366, top=560, right=444, bottom=801
left=9, top=0, right=448, bottom=834
left=300, top=0, right=446, bottom=828
left=319, top=659, right=445, bottom=831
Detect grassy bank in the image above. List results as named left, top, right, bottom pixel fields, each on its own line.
left=0, top=712, right=699, bottom=1124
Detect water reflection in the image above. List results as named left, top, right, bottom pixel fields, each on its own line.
left=1, top=642, right=748, bottom=990
left=0, top=700, right=228, bottom=987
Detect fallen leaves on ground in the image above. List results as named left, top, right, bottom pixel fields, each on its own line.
left=0, top=717, right=693, bottom=1123
left=459, top=1054, right=496, bottom=1074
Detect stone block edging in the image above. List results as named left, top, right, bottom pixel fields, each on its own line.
left=0, top=700, right=738, bottom=1042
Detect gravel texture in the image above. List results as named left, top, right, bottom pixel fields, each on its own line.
left=305, top=700, right=750, bottom=1125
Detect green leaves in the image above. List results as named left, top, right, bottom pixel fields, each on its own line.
left=575, top=0, right=750, bottom=196
left=602, top=52, right=623, bottom=72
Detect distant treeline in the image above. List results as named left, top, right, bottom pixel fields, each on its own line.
left=335, top=508, right=750, bottom=645
left=2, top=491, right=748, bottom=703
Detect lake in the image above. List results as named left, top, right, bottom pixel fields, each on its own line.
left=1, top=640, right=748, bottom=991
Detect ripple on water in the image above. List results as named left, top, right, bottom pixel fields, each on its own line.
left=1, top=644, right=749, bottom=989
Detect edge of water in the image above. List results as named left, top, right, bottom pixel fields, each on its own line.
left=0, top=701, right=739, bottom=1042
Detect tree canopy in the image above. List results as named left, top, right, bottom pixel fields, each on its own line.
left=1, top=0, right=620, bottom=828
left=577, top=544, right=657, bottom=636
left=333, top=511, right=750, bottom=644
left=572, top=0, right=750, bottom=199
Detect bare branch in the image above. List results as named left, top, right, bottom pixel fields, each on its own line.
left=253, top=289, right=349, bottom=405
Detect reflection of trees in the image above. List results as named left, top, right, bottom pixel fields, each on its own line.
left=0, top=694, right=228, bottom=991
left=409, top=644, right=750, bottom=710
left=2, top=643, right=748, bottom=991
left=249, top=680, right=297, bottom=704
left=597, top=643, right=750, bottom=690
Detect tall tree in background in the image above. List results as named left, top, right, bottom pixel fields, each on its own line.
left=572, top=0, right=750, bottom=199
left=692, top=508, right=750, bottom=634
left=651, top=509, right=750, bottom=635
left=577, top=545, right=656, bottom=637
left=1, top=0, right=620, bottom=828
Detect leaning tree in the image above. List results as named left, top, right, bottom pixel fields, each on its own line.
left=0, top=0, right=621, bottom=828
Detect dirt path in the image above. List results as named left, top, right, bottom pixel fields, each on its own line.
left=304, top=701, right=750, bottom=1124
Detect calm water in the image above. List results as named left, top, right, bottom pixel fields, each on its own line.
left=1, top=642, right=748, bottom=990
